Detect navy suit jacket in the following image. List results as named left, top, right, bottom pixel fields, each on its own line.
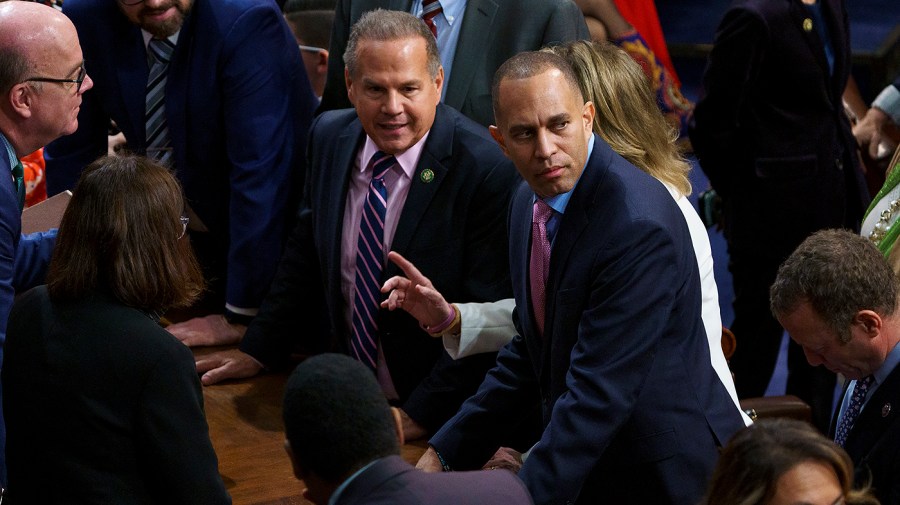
left=830, top=361, right=900, bottom=505
left=45, top=0, right=316, bottom=310
left=240, top=104, right=520, bottom=431
left=0, top=136, right=57, bottom=484
left=319, top=0, right=588, bottom=126
left=689, top=0, right=866, bottom=256
left=430, top=135, right=745, bottom=504
left=333, top=455, right=532, bottom=504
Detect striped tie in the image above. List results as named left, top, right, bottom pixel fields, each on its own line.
left=146, top=38, right=175, bottom=166
left=421, top=0, right=442, bottom=38
left=350, top=151, right=396, bottom=370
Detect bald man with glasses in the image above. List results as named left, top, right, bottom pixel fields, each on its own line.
left=0, top=1, right=94, bottom=485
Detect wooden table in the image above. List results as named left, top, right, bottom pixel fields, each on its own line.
left=197, top=349, right=427, bottom=504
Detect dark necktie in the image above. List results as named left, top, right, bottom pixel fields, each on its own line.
left=530, top=200, right=553, bottom=337
left=351, top=151, right=396, bottom=370
left=421, top=0, right=442, bottom=38
left=11, top=160, right=24, bottom=212
left=834, top=375, right=875, bottom=446
left=146, top=38, right=175, bottom=166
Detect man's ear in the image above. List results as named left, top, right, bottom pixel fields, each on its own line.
left=390, top=407, right=405, bottom=446
left=317, top=50, right=329, bottom=76
left=489, top=125, right=509, bottom=156
left=582, top=100, right=595, bottom=136
left=8, top=84, right=33, bottom=119
left=854, top=310, right=882, bottom=337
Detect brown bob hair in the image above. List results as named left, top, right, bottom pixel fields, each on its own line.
left=47, top=154, right=205, bottom=312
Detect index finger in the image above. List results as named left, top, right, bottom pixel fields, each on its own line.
left=387, top=251, right=425, bottom=281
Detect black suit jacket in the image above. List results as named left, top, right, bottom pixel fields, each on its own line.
left=689, top=0, right=867, bottom=256
left=334, top=455, right=532, bottom=504
left=431, top=136, right=745, bottom=504
left=319, top=0, right=588, bottom=126
left=240, top=104, right=519, bottom=431
left=3, top=287, right=230, bottom=504
left=830, top=361, right=900, bottom=505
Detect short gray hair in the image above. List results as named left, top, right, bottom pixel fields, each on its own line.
left=344, top=9, right=440, bottom=79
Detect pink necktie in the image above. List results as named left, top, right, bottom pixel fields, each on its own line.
left=421, top=0, right=442, bottom=38
left=530, top=200, right=553, bottom=337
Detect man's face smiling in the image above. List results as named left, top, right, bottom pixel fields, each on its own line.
left=490, top=68, right=594, bottom=199
left=118, top=0, right=192, bottom=39
left=346, top=36, right=442, bottom=155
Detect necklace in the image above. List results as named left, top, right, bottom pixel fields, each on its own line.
left=869, top=198, right=900, bottom=245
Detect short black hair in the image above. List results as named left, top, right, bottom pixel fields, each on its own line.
left=283, top=354, right=399, bottom=481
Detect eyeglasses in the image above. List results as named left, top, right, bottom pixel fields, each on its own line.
left=298, top=44, right=326, bottom=54
left=23, top=62, right=87, bottom=94
left=179, top=215, right=189, bottom=239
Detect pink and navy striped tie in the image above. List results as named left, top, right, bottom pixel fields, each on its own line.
left=351, top=151, right=396, bottom=370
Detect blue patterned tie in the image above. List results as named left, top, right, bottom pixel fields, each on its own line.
left=11, top=161, right=24, bottom=212
left=834, top=375, right=875, bottom=446
left=351, top=151, right=396, bottom=370
left=146, top=38, right=175, bottom=166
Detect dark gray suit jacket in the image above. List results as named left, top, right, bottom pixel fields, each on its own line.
left=319, top=0, right=589, bottom=126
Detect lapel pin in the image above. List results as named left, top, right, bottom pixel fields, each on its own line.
left=803, top=18, right=813, bottom=32
left=882, top=403, right=891, bottom=418
left=420, top=168, right=435, bottom=183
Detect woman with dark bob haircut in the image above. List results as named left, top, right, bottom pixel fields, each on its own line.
left=703, top=418, right=878, bottom=505
left=2, top=155, right=230, bottom=503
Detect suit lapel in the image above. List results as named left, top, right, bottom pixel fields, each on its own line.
left=444, top=0, right=498, bottom=110
left=327, top=121, right=366, bottom=311
left=788, top=0, right=830, bottom=88
left=115, top=23, right=150, bottom=145
left=165, top=11, right=193, bottom=175
left=384, top=105, right=453, bottom=278
left=543, top=135, right=606, bottom=342
left=844, top=364, right=900, bottom=456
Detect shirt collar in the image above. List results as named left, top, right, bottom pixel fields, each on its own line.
left=141, top=29, right=180, bottom=49
left=538, top=134, right=595, bottom=213
left=440, top=0, right=465, bottom=25
left=0, top=132, right=17, bottom=170
left=874, top=340, right=900, bottom=386
left=327, top=458, right=381, bottom=505
left=359, top=131, right=430, bottom=182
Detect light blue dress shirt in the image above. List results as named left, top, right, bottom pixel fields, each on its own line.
left=410, top=0, right=466, bottom=100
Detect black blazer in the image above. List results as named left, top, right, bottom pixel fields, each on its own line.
left=240, top=104, right=520, bottom=431
left=3, top=287, right=229, bottom=504
left=689, top=0, right=867, bottom=255
left=830, top=363, right=900, bottom=505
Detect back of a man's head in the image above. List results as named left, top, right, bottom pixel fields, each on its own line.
left=283, top=0, right=336, bottom=49
left=283, top=354, right=400, bottom=482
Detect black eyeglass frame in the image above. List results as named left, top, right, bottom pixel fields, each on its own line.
left=22, top=62, right=87, bottom=94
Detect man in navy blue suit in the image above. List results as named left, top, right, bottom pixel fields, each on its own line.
left=44, top=0, right=317, bottom=341
left=0, top=1, right=90, bottom=483
left=195, top=10, right=519, bottom=440
left=283, top=354, right=533, bottom=505
left=419, top=51, right=745, bottom=504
